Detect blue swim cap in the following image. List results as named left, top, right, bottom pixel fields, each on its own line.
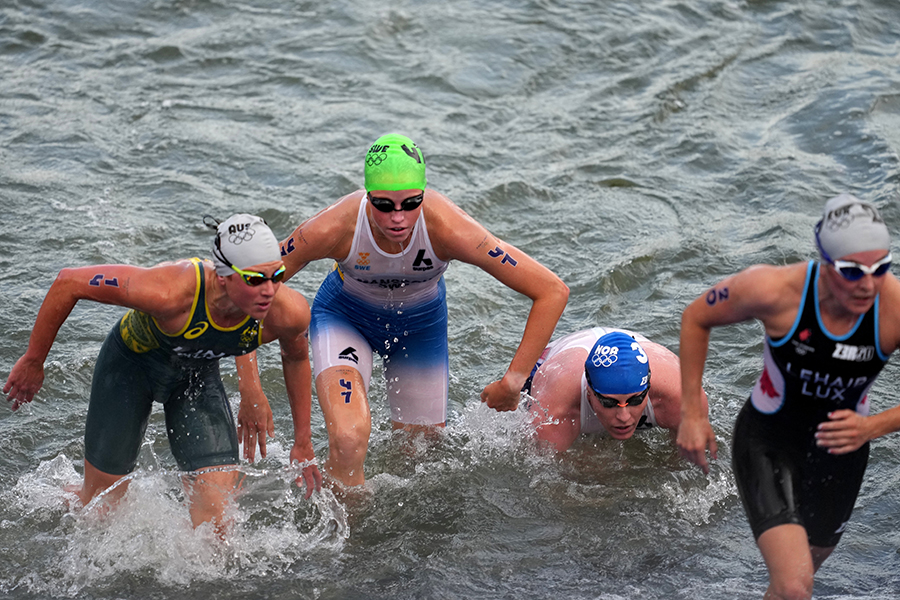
left=584, top=332, right=650, bottom=395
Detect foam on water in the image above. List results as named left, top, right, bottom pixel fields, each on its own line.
left=0, top=454, right=347, bottom=596
left=3, top=0, right=900, bottom=597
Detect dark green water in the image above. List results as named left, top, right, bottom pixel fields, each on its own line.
left=2, top=0, right=900, bottom=598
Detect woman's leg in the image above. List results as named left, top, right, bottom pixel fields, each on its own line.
left=316, top=366, right=371, bottom=487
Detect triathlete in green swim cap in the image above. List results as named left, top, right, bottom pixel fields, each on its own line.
left=237, top=133, right=570, bottom=492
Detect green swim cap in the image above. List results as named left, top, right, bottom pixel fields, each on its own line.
left=364, top=133, right=427, bottom=192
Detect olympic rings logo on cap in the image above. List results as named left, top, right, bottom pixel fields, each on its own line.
left=825, top=203, right=882, bottom=231
left=228, top=227, right=255, bottom=245
left=591, top=345, right=619, bottom=368
left=366, top=153, right=386, bottom=167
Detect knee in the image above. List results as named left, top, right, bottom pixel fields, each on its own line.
left=766, top=574, right=813, bottom=600
left=327, top=422, right=370, bottom=462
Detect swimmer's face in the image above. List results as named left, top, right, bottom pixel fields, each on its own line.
left=366, top=189, right=424, bottom=245
left=222, top=259, right=283, bottom=320
left=587, top=387, right=648, bottom=440
left=821, top=249, right=890, bottom=316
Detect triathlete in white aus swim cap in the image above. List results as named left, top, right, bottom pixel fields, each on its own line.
left=815, top=193, right=890, bottom=261
left=209, top=213, right=281, bottom=277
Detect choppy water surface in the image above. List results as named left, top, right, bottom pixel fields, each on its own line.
left=2, top=0, right=900, bottom=598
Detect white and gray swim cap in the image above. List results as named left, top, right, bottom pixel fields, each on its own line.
left=816, top=193, right=890, bottom=261
left=211, top=214, right=281, bottom=276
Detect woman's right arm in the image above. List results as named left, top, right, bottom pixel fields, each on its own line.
left=3, top=262, right=193, bottom=408
left=676, top=264, right=801, bottom=473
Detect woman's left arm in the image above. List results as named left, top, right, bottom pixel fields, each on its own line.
left=429, top=194, right=569, bottom=411
left=264, top=287, right=322, bottom=497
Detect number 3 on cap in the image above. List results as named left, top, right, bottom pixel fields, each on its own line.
left=631, top=342, right=649, bottom=364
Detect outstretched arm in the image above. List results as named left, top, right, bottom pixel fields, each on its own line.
left=478, top=242, right=568, bottom=411
left=676, top=299, right=719, bottom=474
left=429, top=194, right=569, bottom=411
left=677, top=263, right=803, bottom=473
left=4, top=262, right=193, bottom=409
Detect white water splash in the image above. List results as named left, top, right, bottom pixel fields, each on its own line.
left=0, top=455, right=348, bottom=597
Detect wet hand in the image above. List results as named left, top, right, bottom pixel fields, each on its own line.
left=676, top=415, right=718, bottom=475
left=480, top=379, right=520, bottom=412
left=237, top=392, right=274, bottom=462
left=290, top=441, right=322, bottom=499
left=816, top=409, right=870, bottom=454
left=3, top=356, right=45, bottom=411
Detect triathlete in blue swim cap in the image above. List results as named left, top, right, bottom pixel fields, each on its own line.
left=523, top=327, right=706, bottom=450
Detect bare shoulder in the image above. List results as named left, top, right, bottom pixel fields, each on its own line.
left=134, top=258, right=202, bottom=296
left=642, top=340, right=680, bottom=393
left=732, top=261, right=808, bottom=296
left=422, top=190, right=492, bottom=260
left=421, top=189, right=471, bottom=220
left=703, top=261, right=809, bottom=319
left=270, top=285, right=310, bottom=320
left=530, top=347, right=585, bottom=418
left=642, top=339, right=679, bottom=370
left=642, top=340, right=682, bottom=428
left=261, top=286, right=311, bottom=344
left=282, top=191, right=363, bottom=263
left=301, top=191, right=362, bottom=241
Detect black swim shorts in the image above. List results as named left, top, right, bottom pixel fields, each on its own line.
left=84, top=327, right=240, bottom=475
left=732, top=398, right=868, bottom=548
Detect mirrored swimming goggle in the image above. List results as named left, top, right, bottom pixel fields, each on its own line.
left=829, top=254, right=892, bottom=281
left=367, top=192, right=425, bottom=213
left=594, top=386, right=650, bottom=409
left=230, top=264, right=286, bottom=286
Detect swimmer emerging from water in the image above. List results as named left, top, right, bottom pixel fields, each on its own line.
left=525, top=328, right=705, bottom=451
left=678, top=194, right=900, bottom=600
left=238, top=133, right=569, bottom=490
left=3, top=214, right=322, bottom=535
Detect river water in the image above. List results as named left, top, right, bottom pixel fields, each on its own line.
left=2, top=0, right=900, bottom=598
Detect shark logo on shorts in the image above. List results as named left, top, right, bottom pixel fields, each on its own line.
left=339, top=347, right=359, bottom=364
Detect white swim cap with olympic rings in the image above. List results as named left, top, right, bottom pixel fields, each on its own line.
left=210, top=214, right=281, bottom=276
